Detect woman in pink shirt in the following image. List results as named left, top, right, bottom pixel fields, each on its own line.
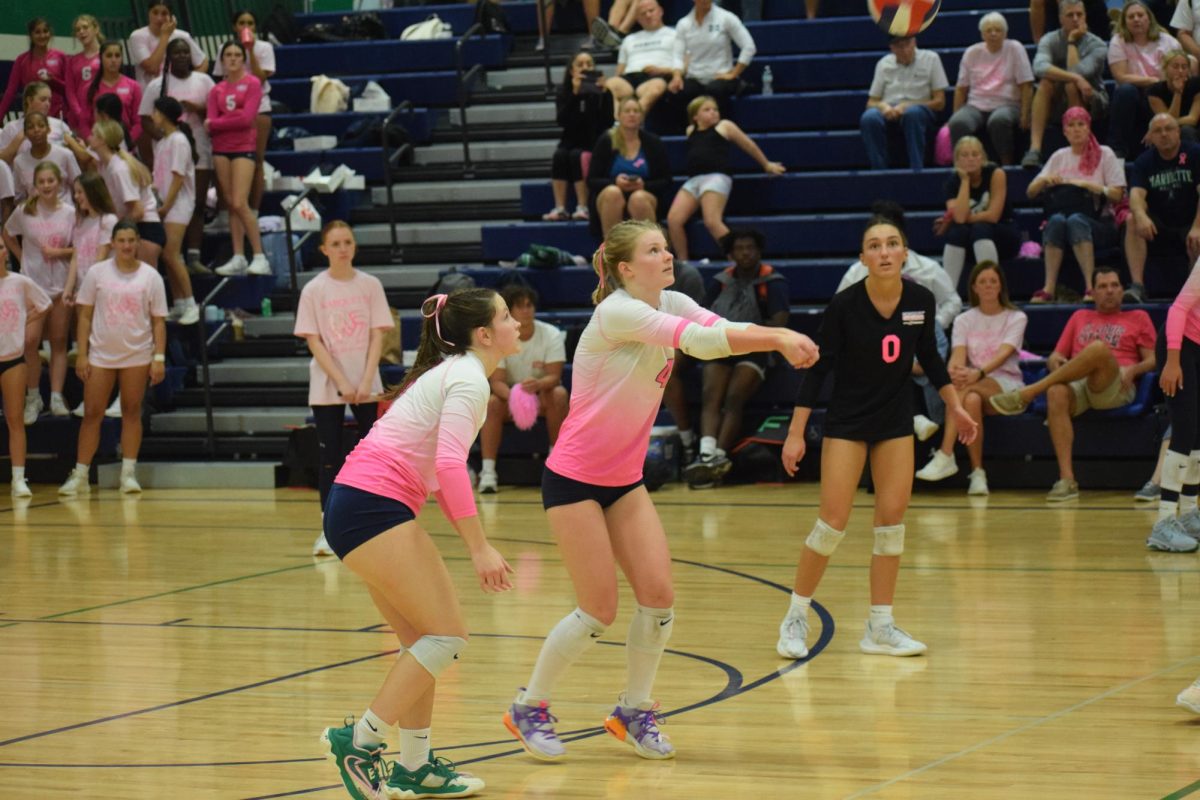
left=295, top=222, right=393, bottom=556
left=59, top=220, right=168, bottom=497
left=916, top=261, right=1027, bottom=496
left=0, top=238, right=51, bottom=497
left=208, top=41, right=270, bottom=278
left=503, top=220, right=818, bottom=762
left=64, top=175, right=118, bottom=418
left=219, top=10, right=275, bottom=211
left=317, top=287, right=516, bottom=799
left=80, top=42, right=143, bottom=142
left=1110, top=0, right=1184, bottom=157
left=0, top=82, right=68, bottom=163
left=2, top=162, right=76, bottom=423
left=0, top=18, right=67, bottom=121
left=150, top=97, right=199, bottom=325
left=65, top=15, right=103, bottom=132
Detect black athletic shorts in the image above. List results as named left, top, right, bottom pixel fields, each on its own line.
left=324, top=482, right=417, bottom=559
left=137, top=221, right=166, bottom=247
left=542, top=467, right=643, bottom=510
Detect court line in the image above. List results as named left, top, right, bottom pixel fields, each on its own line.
left=843, top=654, right=1200, bottom=799
left=1164, top=778, right=1200, bottom=799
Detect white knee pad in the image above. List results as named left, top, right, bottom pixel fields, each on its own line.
left=408, top=635, right=467, bottom=677
left=873, top=524, right=905, bottom=556
left=628, top=605, right=673, bottom=652
left=805, top=519, right=845, bottom=557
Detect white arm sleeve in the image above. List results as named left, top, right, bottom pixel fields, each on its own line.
left=678, top=322, right=736, bottom=360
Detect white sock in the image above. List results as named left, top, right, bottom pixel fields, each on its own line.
left=523, top=607, right=606, bottom=703
left=26, top=388, right=38, bottom=400
left=354, top=708, right=389, bottom=749
left=1161, top=450, right=1189, bottom=522
left=869, top=604, right=894, bottom=628
left=1159, top=499, right=1179, bottom=522
left=51, top=391, right=64, bottom=403
left=699, top=436, right=717, bottom=458
left=172, top=299, right=184, bottom=312
left=74, top=462, right=89, bottom=475
left=121, top=458, right=136, bottom=476
left=942, top=244, right=966, bottom=288
left=481, top=458, right=496, bottom=475
left=973, top=238, right=999, bottom=266
left=788, top=591, right=812, bottom=618
left=678, top=428, right=696, bottom=447
left=399, top=726, right=431, bottom=772
left=186, top=248, right=200, bottom=262
left=624, top=605, right=673, bottom=707
left=12, top=466, right=24, bottom=482
left=715, top=447, right=726, bottom=459
left=1182, top=492, right=1198, bottom=515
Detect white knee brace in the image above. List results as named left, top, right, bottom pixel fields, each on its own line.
left=805, top=519, right=845, bottom=557
left=873, top=524, right=905, bottom=556
left=408, top=634, right=467, bottom=677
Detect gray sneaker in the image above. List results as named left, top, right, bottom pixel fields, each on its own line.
left=989, top=390, right=1029, bottom=416
left=683, top=453, right=731, bottom=489
left=1046, top=479, right=1079, bottom=502
left=1147, top=518, right=1200, bottom=553
left=1122, top=282, right=1148, bottom=304
left=1021, top=148, right=1043, bottom=169
left=1134, top=481, right=1161, bottom=502
left=1178, top=509, right=1200, bottom=537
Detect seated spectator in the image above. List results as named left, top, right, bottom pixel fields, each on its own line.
left=587, top=97, right=671, bottom=236
left=537, top=0, right=601, bottom=52
left=662, top=258, right=708, bottom=462
left=79, top=42, right=143, bottom=142
left=666, top=95, right=784, bottom=262
left=1147, top=49, right=1200, bottom=140
left=669, top=0, right=757, bottom=121
left=990, top=266, right=1157, bottom=501
left=948, top=12, right=1033, bottom=166
left=859, top=35, right=949, bottom=172
left=478, top=284, right=568, bottom=494
left=934, top=136, right=1021, bottom=289
left=1022, top=0, right=1108, bottom=168
left=1026, top=107, right=1125, bottom=302
left=605, top=1, right=676, bottom=116
left=682, top=229, right=788, bottom=488
left=1030, top=0, right=1112, bottom=43
left=839, top=200, right=961, bottom=437
left=0, top=18, right=67, bottom=121
left=590, top=0, right=639, bottom=49
left=1109, top=1, right=1183, bottom=158
left=544, top=51, right=613, bottom=222
left=916, top=261, right=1027, bottom=496
left=0, top=83, right=68, bottom=161
left=128, top=1, right=208, bottom=90
left=1124, top=113, right=1200, bottom=304
left=1172, top=0, right=1200, bottom=63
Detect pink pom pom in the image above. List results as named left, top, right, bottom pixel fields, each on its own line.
left=934, top=125, right=952, bottom=166
left=1018, top=241, right=1043, bottom=260
left=508, top=384, right=540, bottom=430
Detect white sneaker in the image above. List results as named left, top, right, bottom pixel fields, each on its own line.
left=23, top=393, right=43, bottom=425
left=177, top=302, right=200, bottom=325
left=72, top=401, right=85, bottom=418
left=913, top=414, right=939, bottom=442
left=214, top=254, right=248, bottom=276
left=58, top=468, right=90, bottom=496
left=166, top=302, right=184, bottom=323
left=915, top=449, right=957, bottom=482
left=1178, top=680, right=1200, bottom=714
left=105, top=395, right=122, bottom=418
left=478, top=470, right=498, bottom=494
left=246, top=254, right=272, bottom=276
left=313, top=532, right=335, bottom=557
left=776, top=612, right=810, bottom=659
left=967, top=468, right=989, bottom=496
left=204, top=210, right=229, bottom=233
left=11, top=477, right=31, bottom=498
left=49, top=394, right=69, bottom=418
left=859, top=619, right=927, bottom=657
left=120, top=472, right=142, bottom=494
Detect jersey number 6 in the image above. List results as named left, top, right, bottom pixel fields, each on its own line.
left=881, top=334, right=900, bottom=364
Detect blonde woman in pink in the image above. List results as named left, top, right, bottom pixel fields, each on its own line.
left=65, top=14, right=103, bottom=132
left=60, top=220, right=168, bottom=496
left=503, top=220, right=818, bottom=762
left=90, top=119, right=164, bottom=269
left=2, top=162, right=75, bottom=423
left=0, top=238, right=51, bottom=497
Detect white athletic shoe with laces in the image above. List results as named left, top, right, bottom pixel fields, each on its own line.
left=1177, top=679, right=1200, bottom=714
left=215, top=254, right=248, bottom=276
left=106, top=395, right=122, bottom=418
left=246, top=254, right=273, bottom=276
left=915, top=449, right=957, bottom=482
left=23, top=393, right=43, bottom=425
left=120, top=472, right=142, bottom=494
left=49, top=394, right=69, bottom=417
left=967, top=468, right=989, bottom=496
left=913, top=414, right=939, bottom=442
left=859, top=619, right=927, bottom=657
left=776, top=612, right=810, bottom=659
left=313, top=532, right=335, bottom=557
left=58, top=468, right=90, bottom=496
left=11, top=477, right=31, bottom=498
left=478, top=470, right=498, bottom=494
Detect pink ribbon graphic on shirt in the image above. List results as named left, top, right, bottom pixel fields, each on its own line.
left=424, top=293, right=454, bottom=346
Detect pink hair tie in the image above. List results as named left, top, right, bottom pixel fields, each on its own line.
left=424, top=293, right=454, bottom=346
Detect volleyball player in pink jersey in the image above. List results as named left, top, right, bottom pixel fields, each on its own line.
left=79, top=42, right=143, bottom=142
left=318, top=288, right=518, bottom=800
left=0, top=238, right=51, bottom=497
left=65, top=15, right=103, bottom=132
left=0, top=18, right=67, bottom=120
left=503, top=220, right=818, bottom=762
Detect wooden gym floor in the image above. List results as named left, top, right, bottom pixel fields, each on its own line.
left=1, top=482, right=1198, bottom=799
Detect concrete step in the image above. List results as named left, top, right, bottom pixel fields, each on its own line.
left=244, top=309, right=422, bottom=339
left=415, top=139, right=555, bottom=166
left=486, top=66, right=562, bottom=90
left=447, top=101, right=554, bottom=127
left=150, top=406, right=310, bottom=435
left=98, top=461, right=277, bottom=489
left=371, top=178, right=522, bottom=206
left=207, top=357, right=310, bottom=386
left=295, top=264, right=444, bottom=289
left=349, top=220, right=515, bottom=247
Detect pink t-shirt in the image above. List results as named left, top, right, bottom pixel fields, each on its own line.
left=1108, top=33, right=1182, bottom=79
left=956, top=40, right=1034, bottom=113
left=951, top=306, right=1027, bottom=387
left=78, top=74, right=144, bottom=141
left=71, top=213, right=117, bottom=283
left=3, top=201, right=75, bottom=296
left=0, top=49, right=68, bottom=119
left=293, top=270, right=394, bottom=406
left=0, top=272, right=52, bottom=361
left=207, top=75, right=262, bottom=154
left=76, top=259, right=168, bottom=368
left=1166, top=259, right=1200, bottom=348
left=140, top=72, right=215, bottom=169
left=152, top=130, right=195, bottom=225
left=1054, top=308, right=1156, bottom=365
left=13, top=144, right=80, bottom=203
left=127, top=27, right=206, bottom=89
left=101, top=155, right=160, bottom=223
left=213, top=40, right=275, bottom=113
left=547, top=289, right=722, bottom=487
left=336, top=353, right=489, bottom=521
left=65, top=51, right=101, bottom=130
left=1037, top=145, right=1127, bottom=189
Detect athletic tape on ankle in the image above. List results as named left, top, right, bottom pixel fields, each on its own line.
left=805, top=519, right=845, bottom=556
left=408, top=635, right=467, bottom=677
left=628, top=605, right=674, bottom=651
left=873, top=524, right=905, bottom=556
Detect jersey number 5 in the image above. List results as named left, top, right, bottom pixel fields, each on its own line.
left=881, top=334, right=900, bottom=364
left=655, top=359, right=675, bottom=388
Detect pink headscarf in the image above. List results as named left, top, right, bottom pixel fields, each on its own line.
left=1062, top=106, right=1102, bottom=176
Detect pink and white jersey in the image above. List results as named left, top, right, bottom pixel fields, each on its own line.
left=13, top=144, right=79, bottom=203
left=65, top=51, right=102, bottom=129
left=950, top=306, right=1028, bottom=388
left=294, top=270, right=394, bottom=406
left=0, top=161, right=13, bottom=203
left=76, top=259, right=168, bottom=368
left=0, top=272, right=51, bottom=360
left=0, top=49, right=68, bottom=119
left=140, top=72, right=215, bottom=169
left=0, top=115, right=68, bottom=156
left=1167, top=259, right=1200, bottom=349
left=547, top=289, right=723, bottom=486
left=3, top=201, right=75, bottom=295
left=207, top=75, right=262, bottom=154
left=128, top=27, right=206, bottom=88
left=152, top=130, right=195, bottom=225
left=71, top=213, right=117, bottom=283
left=77, top=75, right=144, bottom=141
left=101, top=155, right=160, bottom=223
left=213, top=40, right=274, bottom=113
left=336, top=353, right=490, bottom=521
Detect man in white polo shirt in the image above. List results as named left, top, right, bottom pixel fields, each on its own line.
left=669, top=0, right=757, bottom=119
left=606, top=0, right=677, bottom=115
left=860, top=34, right=949, bottom=172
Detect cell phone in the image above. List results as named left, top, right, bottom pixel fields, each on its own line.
left=583, top=69, right=602, bottom=81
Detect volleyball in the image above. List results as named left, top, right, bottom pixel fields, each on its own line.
left=868, top=0, right=942, bottom=37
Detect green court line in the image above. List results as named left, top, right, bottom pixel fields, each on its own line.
left=1164, top=779, right=1200, bottom=799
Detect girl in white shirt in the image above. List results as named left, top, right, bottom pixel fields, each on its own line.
left=151, top=96, right=199, bottom=324
left=0, top=238, right=51, bottom=497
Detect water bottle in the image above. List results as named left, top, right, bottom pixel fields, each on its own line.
left=260, top=296, right=273, bottom=318
left=762, top=65, right=774, bottom=97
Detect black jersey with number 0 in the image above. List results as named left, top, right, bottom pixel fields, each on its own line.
left=795, top=278, right=951, bottom=442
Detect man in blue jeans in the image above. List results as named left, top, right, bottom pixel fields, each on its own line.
left=859, top=35, right=949, bottom=172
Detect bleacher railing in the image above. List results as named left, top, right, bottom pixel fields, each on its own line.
left=455, top=22, right=486, bottom=178
left=382, top=100, right=415, bottom=261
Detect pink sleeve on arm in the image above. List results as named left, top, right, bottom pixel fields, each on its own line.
left=433, top=375, right=487, bottom=521
left=1167, top=265, right=1200, bottom=348
left=208, top=80, right=262, bottom=133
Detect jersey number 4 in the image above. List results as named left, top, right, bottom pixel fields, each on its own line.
left=655, top=359, right=675, bottom=388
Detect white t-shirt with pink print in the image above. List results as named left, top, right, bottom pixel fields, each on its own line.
left=71, top=213, right=118, bottom=286
left=293, top=270, right=394, bottom=406
left=956, top=40, right=1034, bottom=113
left=0, top=272, right=51, bottom=361
left=76, top=259, right=168, bottom=368
left=3, top=201, right=76, bottom=296
left=950, top=306, right=1028, bottom=390
left=101, top=155, right=160, bottom=223
left=152, top=130, right=195, bottom=225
